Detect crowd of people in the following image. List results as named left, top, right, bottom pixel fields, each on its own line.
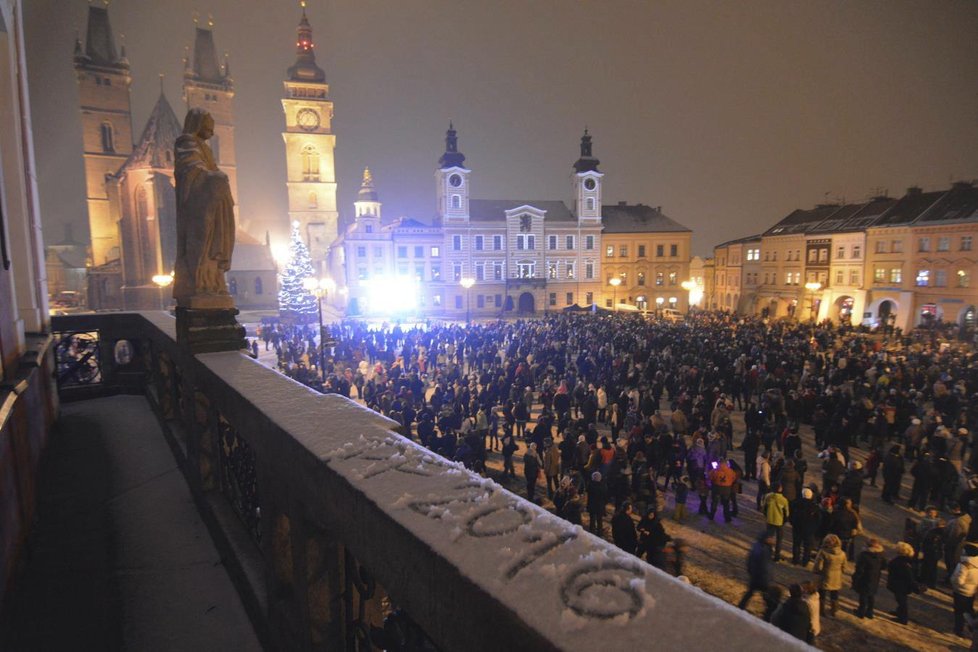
left=253, top=310, right=978, bottom=646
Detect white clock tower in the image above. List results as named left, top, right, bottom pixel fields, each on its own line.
left=282, top=2, right=337, bottom=269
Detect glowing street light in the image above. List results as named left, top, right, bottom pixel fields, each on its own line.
left=303, top=276, right=333, bottom=382
left=459, top=276, right=475, bottom=323
left=804, top=281, right=822, bottom=321
left=608, top=276, right=621, bottom=312
left=151, top=273, right=173, bottom=311
left=681, top=279, right=704, bottom=311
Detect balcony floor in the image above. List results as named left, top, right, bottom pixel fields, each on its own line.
left=0, top=395, right=261, bottom=651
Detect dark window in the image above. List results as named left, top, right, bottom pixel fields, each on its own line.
left=254, top=277, right=263, bottom=295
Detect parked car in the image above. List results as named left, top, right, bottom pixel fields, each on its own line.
left=661, top=308, right=684, bottom=322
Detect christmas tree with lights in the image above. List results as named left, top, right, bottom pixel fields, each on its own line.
left=278, top=221, right=318, bottom=322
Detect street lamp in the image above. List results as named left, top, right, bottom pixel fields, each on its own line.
left=151, top=273, right=173, bottom=311
left=804, top=281, right=822, bottom=321
left=609, top=277, right=621, bottom=312
left=459, top=276, right=475, bottom=323
left=681, top=279, right=704, bottom=312
left=303, top=276, right=333, bottom=382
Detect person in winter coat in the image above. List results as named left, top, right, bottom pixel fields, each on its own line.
left=888, top=541, right=917, bottom=625
left=822, top=449, right=846, bottom=496
left=501, top=432, right=518, bottom=478
left=542, top=438, right=562, bottom=499
left=881, top=444, right=905, bottom=503
left=945, top=511, right=973, bottom=583
left=780, top=460, right=801, bottom=503
left=637, top=509, right=671, bottom=569
left=919, top=519, right=945, bottom=590
left=813, top=534, right=847, bottom=616
left=791, top=487, right=821, bottom=566
left=523, top=443, right=542, bottom=503
left=829, top=498, right=862, bottom=558
left=587, top=471, right=608, bottom=535
left=951, top=544, right=978, bottom=637
left=852, top=538, right=885, bottom=619
left=763, top=483, right=790, bottom=561
left=611, top=502, right=638, bottom=555
left=910, top=453, right=938, bottom=512
left=739, top=531, right=776, bottom=610
left=840, top=461, right=865, bottom=508
left=757, top=452, right=772, bottom=510
left=772, top=583, right=813, bottom=642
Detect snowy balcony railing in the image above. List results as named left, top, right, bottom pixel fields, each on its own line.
left=50, top=312, right=811, bottom=652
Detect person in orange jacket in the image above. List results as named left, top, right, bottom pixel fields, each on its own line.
left=709, top=458, right=737, bottom=523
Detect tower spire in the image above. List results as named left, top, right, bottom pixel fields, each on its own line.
left=287, top=0, right=326, bottom=82
left=573, top=127, right=600, bottom=173
left=439, top=122, right=465, bottom=168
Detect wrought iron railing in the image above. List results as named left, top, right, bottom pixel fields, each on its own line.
left=52, top=330, right=101, bottom=387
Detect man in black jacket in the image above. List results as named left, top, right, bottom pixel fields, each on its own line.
left=852, top=539, right=885, bottom=618
left=881, top=444, right=905, bottom=503
left=791, top=487, right=821, bottom=566
left=611, top=502, right=638, bottom=555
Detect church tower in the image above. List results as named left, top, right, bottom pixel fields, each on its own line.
left=182, top=19, right=238, bottom=215
left=573, top=128, right=602, bottom=224
left=281, top=1, right=337, bottom=270
left=353, top=167, right=381, bottom=221
left=435, top=123, right=470, bottom=224
left=73, top=3, right=134, bottom=267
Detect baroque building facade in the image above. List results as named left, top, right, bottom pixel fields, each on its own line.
left=329, top=127, right=694, bottom=318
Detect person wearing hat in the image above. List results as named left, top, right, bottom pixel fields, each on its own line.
left=881, top=444, right=905, bottom=504
left=951, top=543, right=978, bottom=636
left=813, top=534, right=847, bottom=617
left=852, top=539, right=885, bottom=618
left=887, top=541, right=917, bottom=625
left=791, top=487, right=821, bottom=567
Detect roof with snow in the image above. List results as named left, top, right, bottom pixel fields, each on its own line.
left=602, top=203, right=691, bottom=233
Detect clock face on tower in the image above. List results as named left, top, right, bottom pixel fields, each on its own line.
left=297, top=108, right=320, bottom=131
left=448, top=173, right=463, bottom=188
left=584, top=178, right=596, bottom=191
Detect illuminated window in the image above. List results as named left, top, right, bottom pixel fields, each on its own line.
left=890, top=268, right=902, bottom=283
left=892, top=240, right=903, bottom=253
left=431, top=264, right=441, bottom=280
left=308, top=192, right=318, bottom=208
left=566, top=261, right=575, bottom=279
left=493, top=262, right=503, bottom=280
left=818, top=249, right=828, bottom=263
left=517, top=262, right=535, bottom=278
left=606, top=245, right=614, bottom=257
left=431, top=246, right=440, bottom=258
left=586, top=197, right=595, bottom=211
left=301, top=145, right=320, bottom=180
left=918, top=238, right=930, bottom=252
left=637, top=272, right=645, bottom=286
left=958, top=270, right=970, bottom=287
left=453, top=263, right=462, bottom=281
left=668, top=272, right=677, bottom=285
left=451, top=195, right=461, bottom=209
left=655, top=273, right=664, bottom=286
left=916, top=269, right=929, bottom=286
left=548, top=262, right=557, bottom=279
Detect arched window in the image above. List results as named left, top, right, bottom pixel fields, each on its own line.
left=100, top=122, right=114, bottom=152
left=451, top=194, right=461, bottom=210
left=308, top=192, right=318, bottom=208
left=301, top=145, right=320, bottom=180
left=254, top=277, right=263, bottom=295
left=229, top=277, right=238, bottom=295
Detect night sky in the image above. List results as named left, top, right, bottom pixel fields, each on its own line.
left=24, top=0, right=978, bottom=256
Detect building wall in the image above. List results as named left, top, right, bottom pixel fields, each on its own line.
left=601, top=231, right=691, bottom=312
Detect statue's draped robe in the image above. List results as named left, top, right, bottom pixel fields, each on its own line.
left=173, top=129, right=235, bottom=303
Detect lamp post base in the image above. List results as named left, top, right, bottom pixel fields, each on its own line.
left=176, top=307, right=247, bottom=354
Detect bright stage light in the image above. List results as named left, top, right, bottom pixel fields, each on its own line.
left=365, top=276, right=419, bottom=314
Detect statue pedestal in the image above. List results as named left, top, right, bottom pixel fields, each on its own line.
left=176, top=307, right=247, bottom=354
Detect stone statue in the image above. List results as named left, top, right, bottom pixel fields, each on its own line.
left=173, top=108, right=235, bottom=309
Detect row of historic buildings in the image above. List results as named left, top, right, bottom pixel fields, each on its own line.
left=59, top=3, right=698, bottom=317
left=711, top=182, right=978, bottom=331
